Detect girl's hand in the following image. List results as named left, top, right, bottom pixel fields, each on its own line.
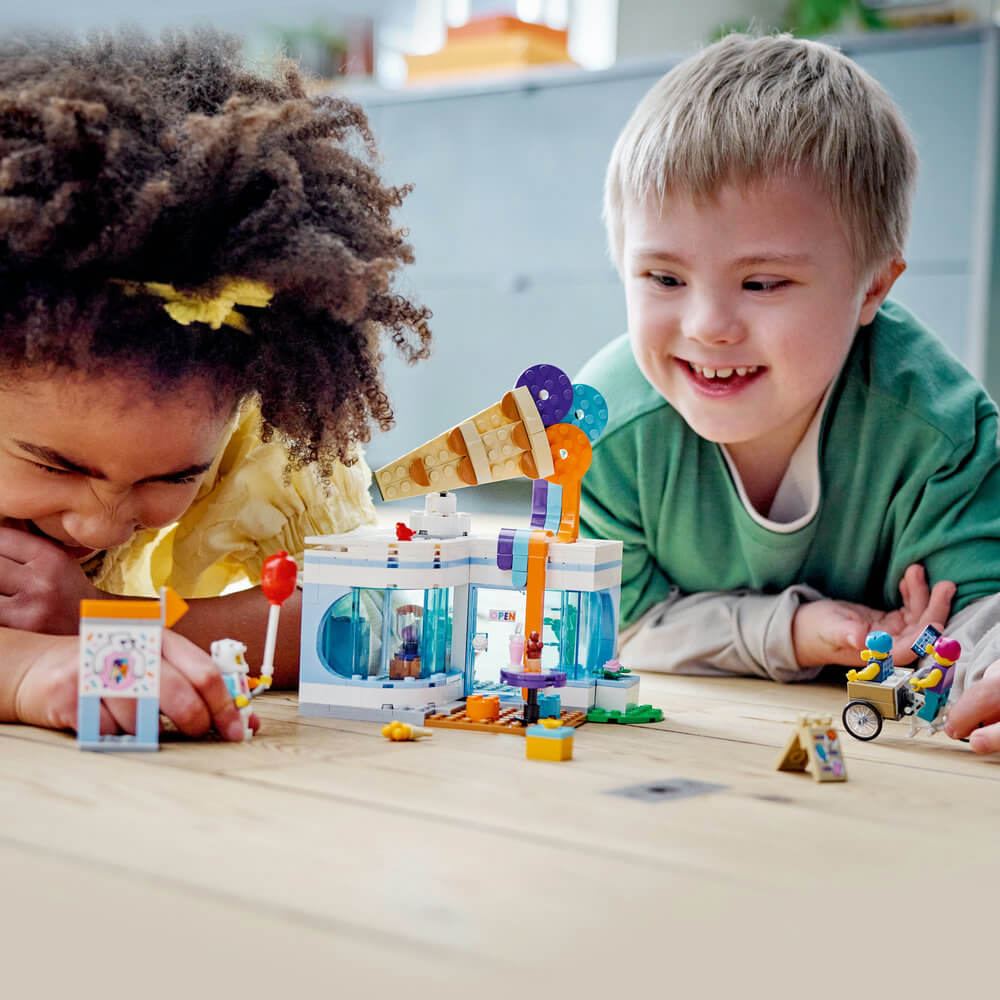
left=14, top=629, right=257, bottom=741
left=945, top=660, right=1000, bottom=753
left=0, top=526, right=101, bottom=634
left=791, top=564, right=954, bottom=668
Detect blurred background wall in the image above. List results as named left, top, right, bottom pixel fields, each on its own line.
left=3, top=2, right=999, bottom=510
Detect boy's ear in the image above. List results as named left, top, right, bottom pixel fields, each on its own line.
left=858, top=257, right=906, bottom=326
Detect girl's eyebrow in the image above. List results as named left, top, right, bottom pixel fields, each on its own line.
left=13, top=440, right=214, bottom=483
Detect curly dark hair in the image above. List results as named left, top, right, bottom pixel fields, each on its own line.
left=0, top=28, right=431, bottom=474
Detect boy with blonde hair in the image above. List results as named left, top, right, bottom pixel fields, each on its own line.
left=579, top=33, right=1000, bottom=751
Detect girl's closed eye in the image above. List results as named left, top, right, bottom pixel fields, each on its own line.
left=157, top=474, right=200, bottom=486
left=32, top=461, right=72, bottom=476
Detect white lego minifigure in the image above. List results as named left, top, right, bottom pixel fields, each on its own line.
left=211, top=638, right=254, bottom=740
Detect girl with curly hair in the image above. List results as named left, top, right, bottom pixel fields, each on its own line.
left=0, top=29, right=431, bottom=740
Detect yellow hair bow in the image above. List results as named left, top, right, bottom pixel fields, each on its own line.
left=115, top=277, right=274, bottom=333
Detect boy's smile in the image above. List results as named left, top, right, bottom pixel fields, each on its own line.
left=623, top=174, right=902, bottom=501
left=679, top=360, right=763, bottom=397
left=0, top=372, right=234, bottom=556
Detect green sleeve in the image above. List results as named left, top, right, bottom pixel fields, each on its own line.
left=885, top=407, right=1000, bottom=612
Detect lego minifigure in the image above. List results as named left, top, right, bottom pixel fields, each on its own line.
left=389, top=604, right=423, bottom=679
left=211, top=638, right=254, bottom=741
left=847, top=630, right=894, bottom=683
left=525, top=629, right=543, bottom=672
left=908, top=634, right=961, bottom=736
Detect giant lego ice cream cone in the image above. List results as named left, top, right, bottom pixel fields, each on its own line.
left=374, top=366, right=575, bottom=502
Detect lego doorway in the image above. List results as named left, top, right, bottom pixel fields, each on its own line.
left=467, top=584, right=614, bottom=694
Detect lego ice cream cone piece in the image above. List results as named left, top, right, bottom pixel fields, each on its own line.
left=374, top=387, right=554, bottom=501
left=382, top=721, right=433, bottom=741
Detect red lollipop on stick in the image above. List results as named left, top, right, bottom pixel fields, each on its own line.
left=258, top=550, right=298, bottom=688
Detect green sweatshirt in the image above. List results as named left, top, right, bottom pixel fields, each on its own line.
left=579, top=301, right=1000, bottom=654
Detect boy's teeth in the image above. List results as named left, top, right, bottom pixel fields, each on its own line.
left=689, top=362, right=759, bottom=379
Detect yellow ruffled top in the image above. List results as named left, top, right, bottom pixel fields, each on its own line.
left=88, top=402, right=376, bottom=598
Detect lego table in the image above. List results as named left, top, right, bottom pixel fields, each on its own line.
left=1, top=671, right=996, bottom=997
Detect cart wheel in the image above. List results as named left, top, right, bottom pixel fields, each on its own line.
left=842, top=700, right=883, bottom=741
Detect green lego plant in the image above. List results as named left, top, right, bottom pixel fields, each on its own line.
left=786, top=0, right=886, bottom=35
left=271, top=22, right=347, bottom=79
left=712, top=0, right=886, bottom=40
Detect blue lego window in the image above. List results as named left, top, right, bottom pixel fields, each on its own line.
left=316, top=586, right=454, bottom=681
left=580, top=590, right=616, bottom=677
left=316, top=589, right=375, bottom=679
left=467, top=585, right=574, bottom=690
left=466, top=585, right=616, bottom=690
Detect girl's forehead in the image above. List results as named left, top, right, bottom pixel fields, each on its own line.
left=5, top=368, right=234, bottom=418
left=0, top=369, right=236, bottom=468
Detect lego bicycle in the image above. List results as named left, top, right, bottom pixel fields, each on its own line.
left=842, top=669, right=920, bottom=741
left=842, top=625, right=958, bottom=742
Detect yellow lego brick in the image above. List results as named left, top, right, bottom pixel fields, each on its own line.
left=471, top=392, right=521, bottom=435
left=526, top=732, right=574, bottom=761
left=375, top=447, right=476, bottom=501
left=481, top=423, right=530, bottom=473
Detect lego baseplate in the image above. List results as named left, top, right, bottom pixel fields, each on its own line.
left=424, top=705, right=587, bottom=735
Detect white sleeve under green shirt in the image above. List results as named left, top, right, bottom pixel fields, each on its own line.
left=578, top=300, right=1000, bottom=689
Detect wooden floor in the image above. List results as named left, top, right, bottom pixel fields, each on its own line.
left=3, top=672, right=998, bottom=997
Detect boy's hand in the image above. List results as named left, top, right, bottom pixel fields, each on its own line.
left=14, top=629, right=257, bottom=741
left=791, top=564, right=954, bottom=669
left=945, top=660, right=1000, bottom=753
left=0, top=526, right=101, bottom=634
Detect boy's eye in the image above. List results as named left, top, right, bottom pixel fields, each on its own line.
left=744, top=279, right=789, bottom=291
left=650, top=273, right=682, bottom=287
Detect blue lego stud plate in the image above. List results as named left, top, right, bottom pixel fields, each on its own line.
left=566, top=384, right=608, bottom=443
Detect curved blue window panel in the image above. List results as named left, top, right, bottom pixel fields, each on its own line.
left=584, top=590, right=616, bottom=674
left=317, top=589, right=372, bottom=679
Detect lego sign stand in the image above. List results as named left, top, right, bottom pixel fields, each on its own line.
left=77, top=587, right=189, bottom=752
left=776, top=715, right=848, bottom=782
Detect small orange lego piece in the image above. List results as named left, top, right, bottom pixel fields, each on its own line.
left=79, top=587, right=189, bottom=626
left=466, top=694, right=501, bottom=722
left=79, top=599, right=160, bottom=620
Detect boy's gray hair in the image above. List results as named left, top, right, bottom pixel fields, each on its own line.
left=604, top=34, right=917, bottom=276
